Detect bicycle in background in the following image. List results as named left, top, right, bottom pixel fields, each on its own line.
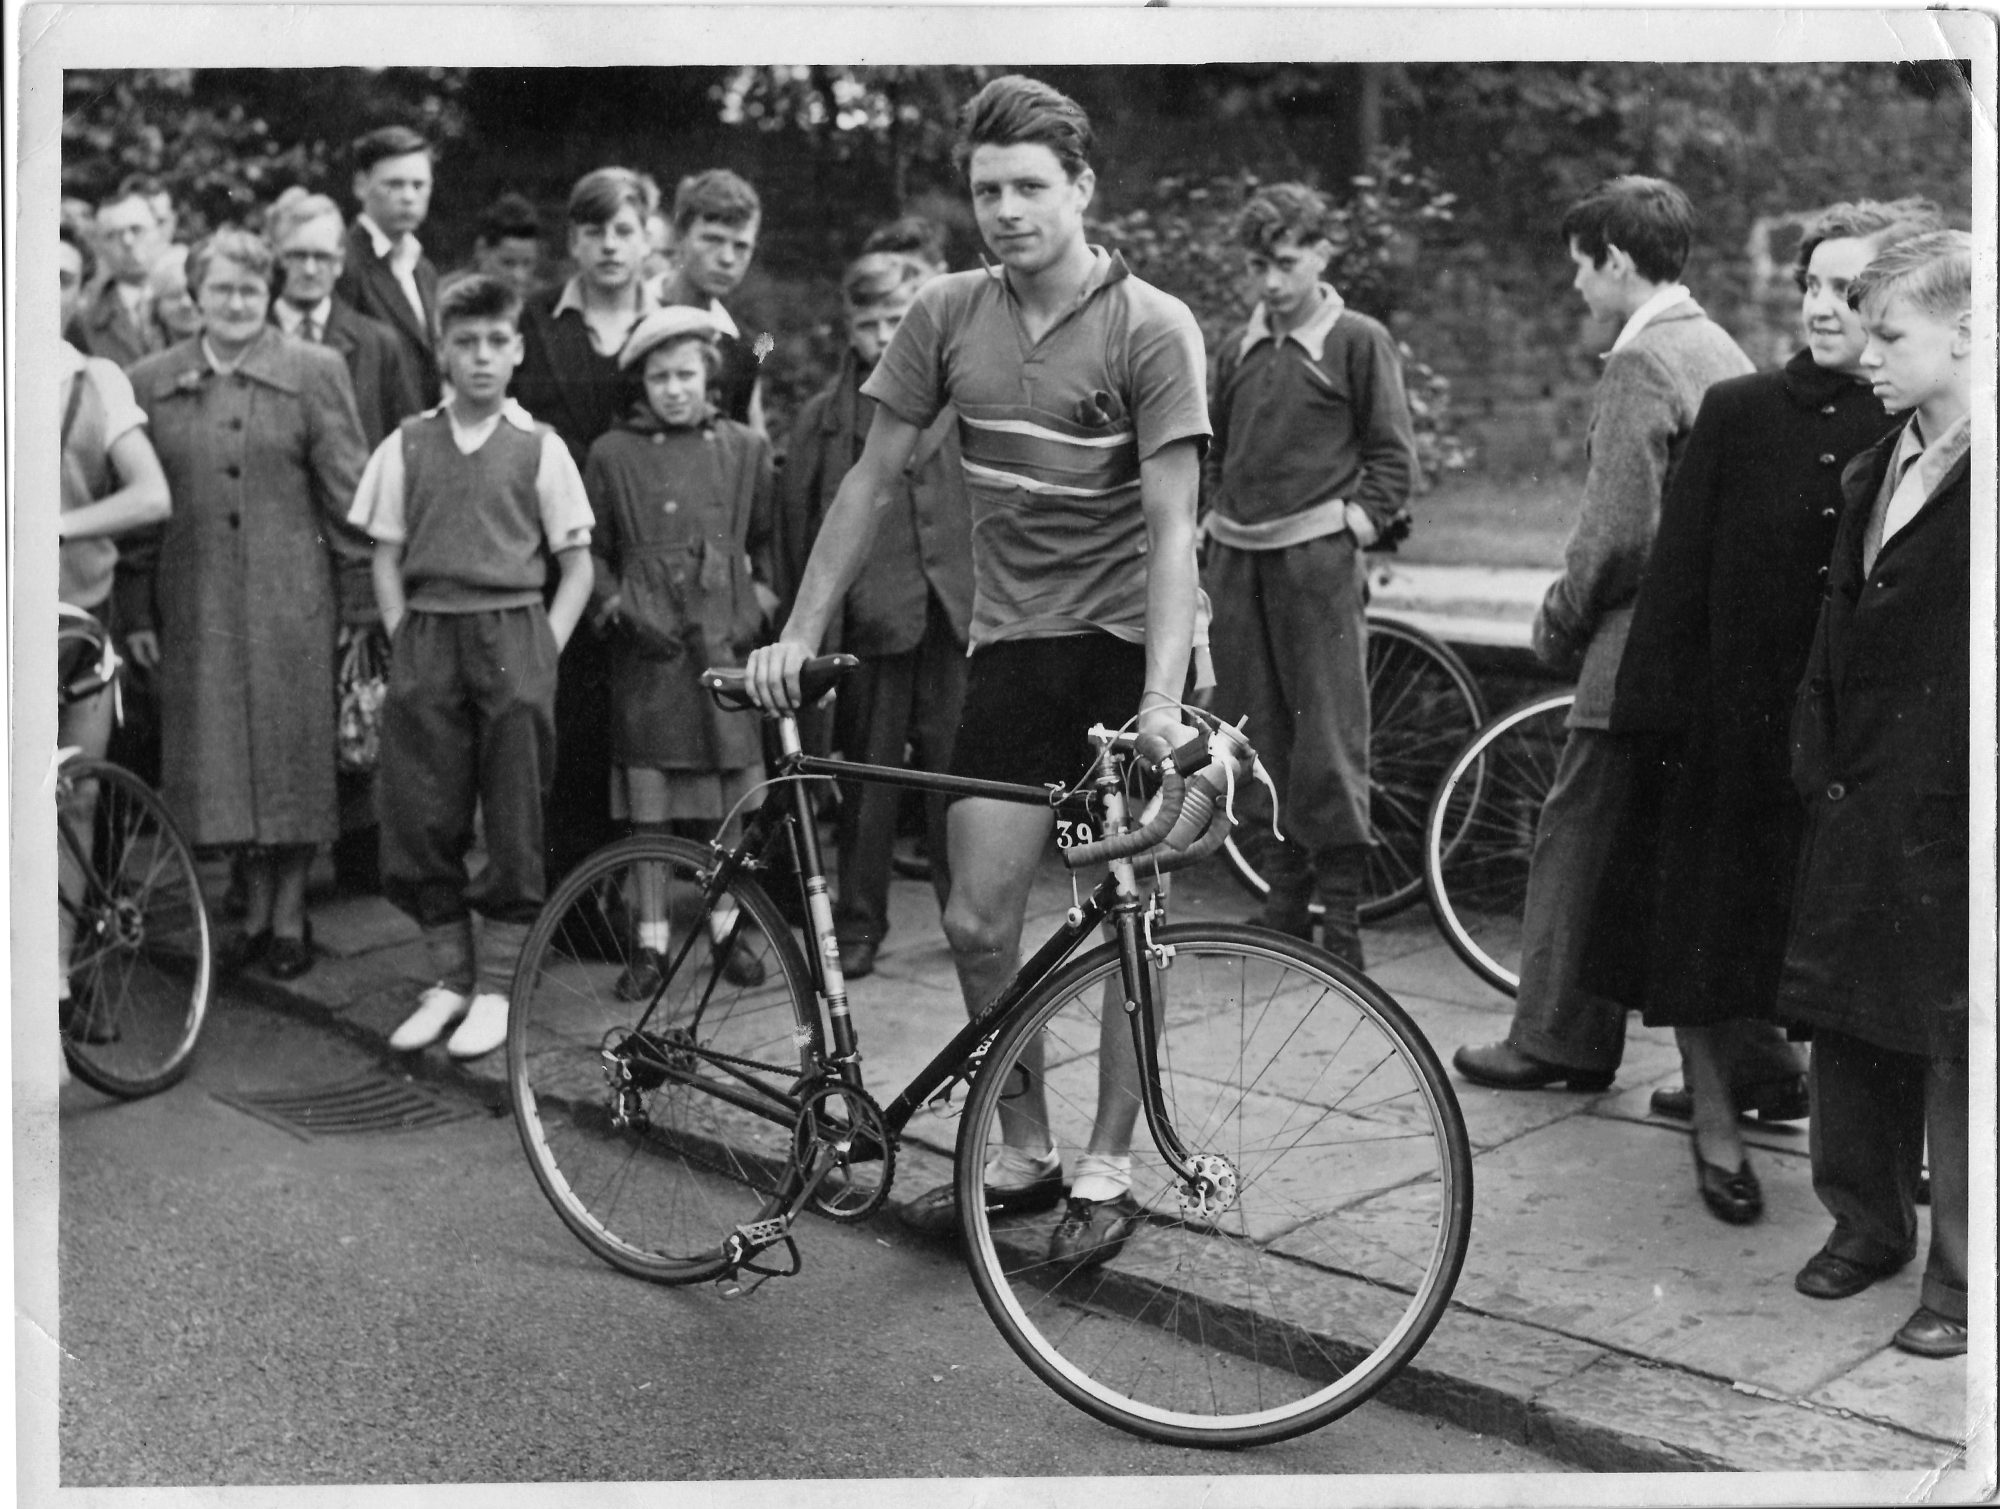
left=57, top=605, right=213, bottom=1097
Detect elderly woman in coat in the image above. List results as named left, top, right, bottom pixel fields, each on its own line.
left=126, top=227, right=371, bottom=981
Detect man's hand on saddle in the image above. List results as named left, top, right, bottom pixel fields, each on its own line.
left=743, top=636, right=817, bottom=713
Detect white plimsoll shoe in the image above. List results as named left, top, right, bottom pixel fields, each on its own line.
left=445, top=992, right=509, bottom=1060
left=389, top=985, right=470, bottom=1051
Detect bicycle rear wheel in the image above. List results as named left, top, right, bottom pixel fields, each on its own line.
left=1223, top=616, right=1485, bottom=924
left=956, top=923, right=1472, bottom=1447
left=59, top=758, right=212, bottom=1098
left=1422, top=692, right=1576, bottom=995
left=508, top=834, right=816, bottom=1284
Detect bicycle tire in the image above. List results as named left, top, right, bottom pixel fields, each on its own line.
left=508, top=833, right=817, bottom=1284
left=1422, top=692, right=1576, bottom=996
left=955, top=923, right=1472, bottom=1447
left=1223, top=615, right=1486, bottom=925
left=59, top=758, right=212, bottom=1098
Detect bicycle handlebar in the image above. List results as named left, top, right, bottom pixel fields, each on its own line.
left=1060, top=758, right=1189, bottom=870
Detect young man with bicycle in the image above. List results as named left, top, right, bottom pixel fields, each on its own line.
left=1205, top=183, right=1416, bottom=970
left=745, top=74, right=1208, bottom=1268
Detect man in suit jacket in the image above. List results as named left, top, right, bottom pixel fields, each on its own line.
left=69, top=182, right=169, bottom=369
left=334, top=125, right=441, bottom=405
left=269, top=191, right=422, bottom=451
left=777, top=251, right=973, bottom=979
left=1456, top=176, right=1753, bottom=1093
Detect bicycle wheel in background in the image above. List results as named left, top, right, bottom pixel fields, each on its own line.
left=1422, top=691, right=1576, bottom=996
left=1223, top=615, right=1485, bottom=925
left=956, top=923, right=1472, bottom=1448
left=508, top=834, right=816, bottom=1284
left=59, top=758, right=212, bottom=1099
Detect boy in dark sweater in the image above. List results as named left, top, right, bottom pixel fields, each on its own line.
left=349, top=275, right=595, bottom=1060
left=1204, top=182, right=1417, bottom=968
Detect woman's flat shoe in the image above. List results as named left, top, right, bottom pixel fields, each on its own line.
left=221, top=928, right=273, bottom=975
left=1691, top=1139, right=1762, bottom=1224
left=264, top=920, right=315, bottom=981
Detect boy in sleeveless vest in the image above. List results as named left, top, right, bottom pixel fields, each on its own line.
left=348, top=275, right=596, bottom=1060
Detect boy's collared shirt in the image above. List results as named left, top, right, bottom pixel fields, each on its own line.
left=348, top=397, right=593, bottom=552
left=1871, top=411, right=1971, bottom=561
left=1607, top=283, right=1693, bottom=356
left=1235, top=283, right=1346, bottom=362
left=861, top=245, right=1209, bottom=648
left=550, top=275, right=660, bottom=357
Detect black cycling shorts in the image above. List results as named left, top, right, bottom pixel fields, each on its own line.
left=947, top=633, right=1148, bottom=795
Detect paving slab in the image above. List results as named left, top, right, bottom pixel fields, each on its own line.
left=1534, top=1353, right=1964, bottom=1474
left=1811, top=1343, right=1971, bottom=1446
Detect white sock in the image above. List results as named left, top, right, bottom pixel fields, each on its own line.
left=985, top=1142, right=1061, bottom=1190
left=639, top=920, right=670, bottom=954
left=1069, top=1153, right=1132, bottom=1204
left=709, top=905, right=739, bottom=948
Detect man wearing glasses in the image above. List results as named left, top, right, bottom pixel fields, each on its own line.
left=268, top=190, right=423, bottom=449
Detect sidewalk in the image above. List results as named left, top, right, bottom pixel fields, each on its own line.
left=230, top=855, right=1976, bottom=1480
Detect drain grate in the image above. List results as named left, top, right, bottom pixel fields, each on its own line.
left=213, top=1075, right=480, bottom=1140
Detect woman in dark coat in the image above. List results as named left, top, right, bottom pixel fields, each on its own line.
left=127, top=228, right=370, bottom=980
left=1591, top=200, right=1938, bottom=1221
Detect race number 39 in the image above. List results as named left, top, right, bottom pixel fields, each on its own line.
left=1055, top=818, right=1095, bottom=850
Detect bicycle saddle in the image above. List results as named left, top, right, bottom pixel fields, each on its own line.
left=701, top=654, right=859, bottom=712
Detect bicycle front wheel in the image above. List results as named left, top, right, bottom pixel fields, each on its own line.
left=59, top=758, right=212, bottom=1098
left=508, top=834, right=816, bottom=1284
left=1422, top=692, right=1576, bottom=995
left=956, top=924, right=1472, bottom=1448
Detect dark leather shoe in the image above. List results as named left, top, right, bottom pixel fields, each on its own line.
left=898, top=1169, right=1066, bottom=1239
left=713, top=937, right=766, bottom=988
left=60, top=985, right=119, bottom=1044
left=1691, top=1139, right=1762, bottom=1224
left=1893, top=1306, right=1968, bottom=1358
left=1048, top=1192, right=1147, bottom=1270
left=1651, top=1074, right=1810, bottom=1124
left=1795, top=1246, right=1909, bottom=1300
left=263, top=923, right=315, bottom=982
left=221, top=928, right=273, bottom=976
left=614, top=947, right=664, bottom=1002
left=837, top=939, right=878, bottom=979
left=1454, top=1041, right=1614, bottom=1093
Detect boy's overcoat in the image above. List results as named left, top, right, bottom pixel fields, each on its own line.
left=1776, top=420, right=1971, bottom=1058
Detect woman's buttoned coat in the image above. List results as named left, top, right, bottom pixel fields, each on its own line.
left=129, top=328, right=369, bottom=848
left=1588, top=352, right=1896, bottom=1023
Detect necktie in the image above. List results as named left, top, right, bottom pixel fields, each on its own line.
left=304, top=316, right=321, bottom=344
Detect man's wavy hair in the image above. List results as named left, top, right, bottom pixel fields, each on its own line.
left=953, top=75, right=1093, bottom=181
left=1235, top=184, right=1336, bottom=257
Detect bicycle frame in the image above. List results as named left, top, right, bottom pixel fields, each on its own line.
left=623, top=709, right=1201, bottom=1196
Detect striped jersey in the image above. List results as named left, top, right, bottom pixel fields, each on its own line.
left=861, top=248, right=1209, bottom=647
